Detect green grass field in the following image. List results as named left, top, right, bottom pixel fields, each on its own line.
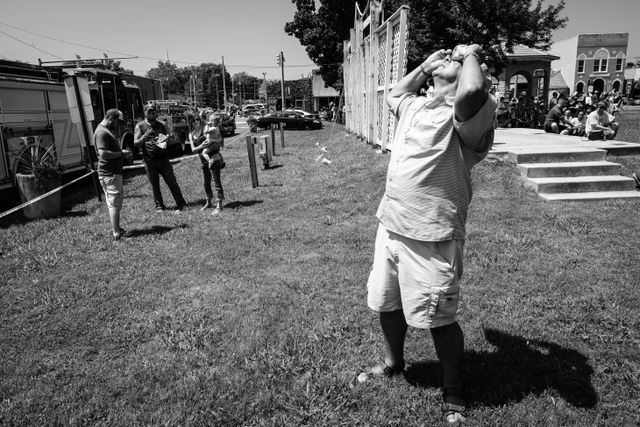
left=1, top=111, right=640, bottom=425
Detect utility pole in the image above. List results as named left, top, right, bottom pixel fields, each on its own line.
left=277, top=52, right=285, bottom=110
left=213, top=72, right=220, bottom=110
left=191, top=67, right=197, bottom=108
left=222, top=56, right=227, bottom=112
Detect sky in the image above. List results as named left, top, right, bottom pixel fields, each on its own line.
left=548, top=0, right=640, bottom=60
left=1, top=0, right=639, bottom=83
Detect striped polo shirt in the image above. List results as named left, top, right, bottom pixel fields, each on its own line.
left=376, top=92, right=496, bottom=241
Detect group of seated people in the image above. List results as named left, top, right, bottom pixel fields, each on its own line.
left=495, top=90, right=622, bottom=140
left=543, top=93, right=619, bottom=140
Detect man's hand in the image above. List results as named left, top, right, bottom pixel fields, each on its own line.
left=420, top=48, right=451, bottom=75
left=453, top=44, right=485, bottom=64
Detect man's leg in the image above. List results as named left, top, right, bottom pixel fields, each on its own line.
left=100, top=175, right=123, bottom=237
left=108, top=207, right=120, bottom=236
left=380, top=310, right=407, bottom=369
left=431, top=321, right=465, bottom=406
left=145, top=160, right=165, bottom=210
left=159, top=158, right=186, bottom=208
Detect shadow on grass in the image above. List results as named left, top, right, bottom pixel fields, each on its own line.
left=405, top=328, right=596, bottom=409
left=128, top=223, right=188, bottom=238
left=224, top=200, right=263, bottom=210
left=264, top=164, right=284, bottom=170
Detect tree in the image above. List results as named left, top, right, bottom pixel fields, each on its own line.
left=285, top=0, right=368, bottom=89
left=146, top=62, right=232, bottom=108
left=286, top=0, right=567, bottom=86
left=147, top=61, right=186, bottom=97
left=233, top=72, right=261, bottom=103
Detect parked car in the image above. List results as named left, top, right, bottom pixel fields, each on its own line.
left=211, top=112, right=236, bottom=136
left=256, top=111, right=323, bottom=130
left=284, top=108, right=321, bottom=120
left=242, top=103, right=266, bottom=117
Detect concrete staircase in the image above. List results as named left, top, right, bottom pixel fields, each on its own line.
left=510, top=147, right=640, bottom=201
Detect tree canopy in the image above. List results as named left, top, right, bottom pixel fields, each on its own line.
left=285, top=0, right=369, bottom=89
left=146, top=62, right=232, bottom=108
left=285, top=0, right=568, bottom=88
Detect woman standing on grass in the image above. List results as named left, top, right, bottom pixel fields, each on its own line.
left=189, top=111, right=225, bottom=215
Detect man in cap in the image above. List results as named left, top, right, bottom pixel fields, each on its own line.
left=543, top=94, right=573, bottom=135
left=585, top=102, right=618, bottom=140
left=134, top=105, right=187, bottom=212
left=363, top=43, right=496, bottom=423
left=94, top=108, right=131, bottom=242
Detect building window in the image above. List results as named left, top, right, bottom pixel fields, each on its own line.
left=593, top=49, right=609, bottom=73
left=577, top=54, right=586, bottom=73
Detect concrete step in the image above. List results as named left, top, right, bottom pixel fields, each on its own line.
left=539, top=190, right=640, bottom=201
left=509, top=148, right=606, bottom=164
left=526, top=175, right=637, bottom=194
left=517, top=161, right=621, bottom=178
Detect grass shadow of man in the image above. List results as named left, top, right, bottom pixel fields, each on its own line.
left=404, top=327, right=596, bottom=408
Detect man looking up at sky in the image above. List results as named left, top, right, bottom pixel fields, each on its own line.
left=364, top=43, right=496, bottom=424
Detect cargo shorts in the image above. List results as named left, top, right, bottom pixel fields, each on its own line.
left=367, top=223, right=464, bottom=329
left=99, top=174, right=123, bottom=210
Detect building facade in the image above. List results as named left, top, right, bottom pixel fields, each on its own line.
left=551, top=33, right=629, bottom=95
left=493, top=45, right=559, bottom=101
left=311, top=70, right=340, bottom=112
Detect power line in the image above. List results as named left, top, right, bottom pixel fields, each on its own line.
left=0, top=29, right=63, bottom=59
left=0, top=21, right=319, bottom=71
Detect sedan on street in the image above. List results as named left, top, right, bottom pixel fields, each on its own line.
left=256, top=111, right=323, bottom=130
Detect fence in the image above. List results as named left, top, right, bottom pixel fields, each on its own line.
left=343, top=1, right=409, bottom=151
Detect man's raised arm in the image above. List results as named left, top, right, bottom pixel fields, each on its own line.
left=386, top=49, right=450, bottom=107
left=454, top=44, right=489, bottom=122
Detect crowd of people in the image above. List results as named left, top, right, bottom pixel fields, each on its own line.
left=495, top=89, right=623, bottom=139
left=94, top=105, right=227, bottom=242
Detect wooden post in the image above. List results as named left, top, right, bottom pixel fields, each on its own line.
left=280, top=122, right=285, bottom=148
left=246, top=135, right=258, bottom=188
left=270, top=124, right=277, bottom=156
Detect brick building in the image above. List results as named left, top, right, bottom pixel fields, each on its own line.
left=550, top=33, right=629, bottom=95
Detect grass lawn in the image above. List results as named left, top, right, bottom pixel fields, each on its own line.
left=1, top=111, right=640, bottom=425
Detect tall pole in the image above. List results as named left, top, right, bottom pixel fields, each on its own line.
left=222, top=56, right=228, bottom=112
left=279, top=52, right=285, bottom=110
left=214, top=73, right=219, bottom=110
left=262, top=72, right=267, bottom=103
left=192, top=67, right=197, bottom=108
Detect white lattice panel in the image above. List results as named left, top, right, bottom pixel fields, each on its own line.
left=343, top=3, right=408, bottom=149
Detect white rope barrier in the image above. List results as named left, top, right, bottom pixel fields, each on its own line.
left=0, top=170, right=96, bottom=220
left=1, top=130, right=253, bottom=220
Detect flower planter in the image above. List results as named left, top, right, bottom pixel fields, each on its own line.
left=15, top=173, right=62, bottom=219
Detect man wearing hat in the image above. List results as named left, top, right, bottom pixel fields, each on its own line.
left=585, top=102, right=618, bottom=140
left=543, top=94, right=573, bottom=135
left=134, top=105, right=187, bottom=212
left=95, top=108, right=131, bottom=242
